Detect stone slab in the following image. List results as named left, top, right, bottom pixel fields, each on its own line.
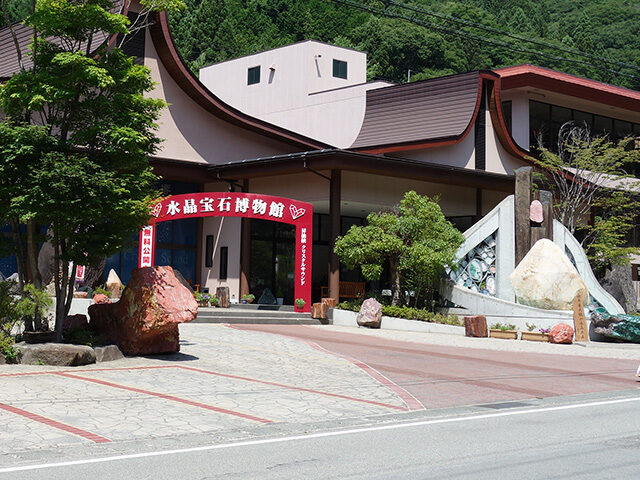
left=17, top=343, right=96, bottom=366
left=94, top=345, right=125, bottom=363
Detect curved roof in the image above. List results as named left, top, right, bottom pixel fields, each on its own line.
left=351, top=71, right=487, bottom=152
left=496, top=65, right=640, bottom=113
left=149, top=12, right=329, bottom=151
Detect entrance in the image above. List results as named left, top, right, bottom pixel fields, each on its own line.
left=138, top=192, right=312, bottom=312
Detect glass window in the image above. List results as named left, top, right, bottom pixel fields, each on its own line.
left=551, top=105, right=572, bottom=124
left=529, top=101, right=551, bottom=149
left=333, top=59, right=347, bottom=79
left=502, top=101, right=512, bottom=134
left=173, top=218, right=197, bottom=246
left=614, top=119, right=632, bottom=140
left=573, top=110, right=593, bottom=130
left=247, top=66, right=260, bottom=85
left=593, top=115, right=613, bottom=136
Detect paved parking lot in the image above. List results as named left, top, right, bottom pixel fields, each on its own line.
left=0, top=324, right=419, bottom=455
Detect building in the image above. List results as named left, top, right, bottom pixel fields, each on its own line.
left=1, top=4, right=638, bottom=304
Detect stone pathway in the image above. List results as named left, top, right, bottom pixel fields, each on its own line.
left=0, top=324, right=415, bottom=455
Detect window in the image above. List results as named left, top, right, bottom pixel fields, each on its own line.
left=333, top=59, right=347, bottom=79
left=205, top=235, right=213, bottom=268
left=219, top=246, right=228, bottom=280
left=501, top=101, right=512, bottom=134
left=247, top=66, right=260, bottom=85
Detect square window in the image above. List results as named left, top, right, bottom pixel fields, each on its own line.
left=333, top=59, right=347, bottom=79
left=247, top=66, right=260, bottom=85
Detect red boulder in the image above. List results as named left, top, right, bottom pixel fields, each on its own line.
left=63, top=314, right=89, bottom=332
left=88, top=266, right=198, bottom=355
left=93, top=294, right=111, bottom=304
left=464, top=315, right=488, bottom=337
left=550, top=323, right=574, bottom=344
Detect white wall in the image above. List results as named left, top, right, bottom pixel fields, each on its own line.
left=199, top=41, right=390, bottom=148
left=200, top=217, right=241, bottom=302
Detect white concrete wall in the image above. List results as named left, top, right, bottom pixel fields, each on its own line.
left=399, top=130, right=476, bottom=170
left=144, top=30, right=299, bottom=164
left=200, top=217, right=241, bottom=302
left=485, top=109, right=529, bottom=175
left=199, top=41, right=390, bottom=147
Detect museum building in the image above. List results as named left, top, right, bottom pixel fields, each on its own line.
left=1, top=5, right=639, bottom=304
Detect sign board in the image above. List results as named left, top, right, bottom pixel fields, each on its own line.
left=138, top=192, right=313, bottom=312
left=75, top=264, right=86, bottom=281
left=572, top=291, right=589, bottom=342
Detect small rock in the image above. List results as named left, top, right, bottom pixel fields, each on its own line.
left=94, top=345, right=124, bottom=362
left=549, top=323, right=574, bottom=344
left=216, top=286, right=230, bottom=308
left=63, top=314, right=89, bottom=332
left=17, top=343, right=96, bottom=366
left=529, top=200, right=543, bottom=223
left=464, top=315, right=488, bottom=337
left=93, top=293, right=111, bottom=304
left=74, top=291, right=89, bottom=298
left=356, top=298, right=383, bottom=328
left=0, top=354, right=6, bottom=365
left=106, top=269, right=123, bottom=298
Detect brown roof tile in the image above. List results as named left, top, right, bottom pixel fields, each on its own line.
left=350, top=71, right=481, bottom=149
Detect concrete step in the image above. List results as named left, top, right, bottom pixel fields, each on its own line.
left=193, top=315, right=322, bottom=325
left=198, top=308, right=311, bottom=318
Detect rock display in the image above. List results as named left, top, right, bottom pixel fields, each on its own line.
left=94, top=345, right=124, bottom=362
left=322, top=298, right=338, bottom=308
left=591, top=310, right=640, bottom=343
left=356, top=298, right=383, bottom=328
left=258, top=288, right=276, bottom=305
left=93, top=294, right=111, bottom=304
left=17, top=343, right=96, bottom=366
left=549, top=323, right=574, bottom=344
left=105, top=269, right=123, bottom=298
left=63, top=314, right=89, bottom=332
left=216, top=286, right=230, bottom=308
left=312, top=302, right=328, bottom=320
left=464, top=315, right=488, bottom=337
left=510, top=239, right=588, bottom=311
left=601, top=264, right=638, bottom=314
left=529, top=200, right=543, bottom=223
left=88, top=266, right=198, bottom=355
left=173, top=269, right=194, bottom=294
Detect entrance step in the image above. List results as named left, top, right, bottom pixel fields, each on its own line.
left=194, top=305, right=322, bottom=325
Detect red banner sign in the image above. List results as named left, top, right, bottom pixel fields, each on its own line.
left=138, top=193, right=313, bottom=312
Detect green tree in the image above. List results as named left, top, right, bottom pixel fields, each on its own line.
left=334, top=191, right=464, bottom=306
left=534, top=123, right=640, bottom=273
left=0, top=0, right=183, bottom=338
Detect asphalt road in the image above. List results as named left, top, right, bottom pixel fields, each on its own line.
left=3, top=392, right=640, bottom=479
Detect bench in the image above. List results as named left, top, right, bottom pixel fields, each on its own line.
left=320, top=281, right=366, bottom=300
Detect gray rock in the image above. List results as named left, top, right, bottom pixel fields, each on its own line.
left=173, top=269, right=194, bottom=294
left=591, top=310, right=640, bottom=343
left=0, top=272, right=5, bottom=282
left=17, top=343, right=96, bottom=366
left=258, top=288, right=277, bottom=305
left=356, top=298, right=383, bottom=328
left=0, top=354, right=5, bottom=365
left=38, top=238, right=56, bottom=286
left=94, top=345, right=124, bottom=362
left=601, top=264, right=638, bottom=314
left=7, top=273, right=18, bottom=282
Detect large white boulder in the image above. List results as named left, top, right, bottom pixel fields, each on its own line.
left=510, top=239, right=588, bottom=311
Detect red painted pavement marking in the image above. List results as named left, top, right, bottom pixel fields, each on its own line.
left=225, top=324, right=417, bottom=411
left=177, top=365, right=407, bottom=412
left=305, top=341, right=425, bottom=412
left=54, top=372, right=272, bottom=424
left=0, top=402, right=110, bottom=443
left=0, top=365, right=174, bottom=378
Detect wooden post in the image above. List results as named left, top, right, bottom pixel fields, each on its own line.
left=239, top=179, right=251, bottom=298
left=514, top=167, right=532, bottom=266
left=539, top=189, right=553, bottom=241
left=329, top=170, right=341, bottom=302
left=573, top=291, right=589, bottom=342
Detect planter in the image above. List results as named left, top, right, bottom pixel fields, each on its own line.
left=521, top=331, right=550, bottom=342
left=197, top=300, right=209, bottom=308
left=241, top=299, right=247, bottom=304
left=276, top=298, right=284, bottom=306
left=489, top=329, right=518, bottom=340
left=23, top=331, right=57, bottom=344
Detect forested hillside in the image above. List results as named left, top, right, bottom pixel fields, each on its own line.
left=4, top=0, right=640, bottom=89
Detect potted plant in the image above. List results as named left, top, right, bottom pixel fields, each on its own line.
left=295, top=298, right=306, bottom=311
left=522, top=327, right=550, bottom=342
left=194, top=292, right=211, bottom=307
left=241, top=294, right=255, bottom=304
left=276, top=288, right=284, bottom=306
left=209, top=296, right=219, bottom=307
left=489, top=322, right=518, bottom=340
left=19, top=284, right=56, bottom=344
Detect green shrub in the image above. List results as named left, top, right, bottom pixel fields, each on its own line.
left=0, top=331, right=18, bottom=363
left=63, top=327, right=107, bottom=347
left=336, top=301, right=461, bottom=326
left=490, top=322, right=516, bottom=331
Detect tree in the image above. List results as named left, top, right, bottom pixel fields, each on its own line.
left=334, top=191, right=464, bottom=307
left=534, top=123, right=640, bottom=273
left=0, top=0, right=184, bottom=338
